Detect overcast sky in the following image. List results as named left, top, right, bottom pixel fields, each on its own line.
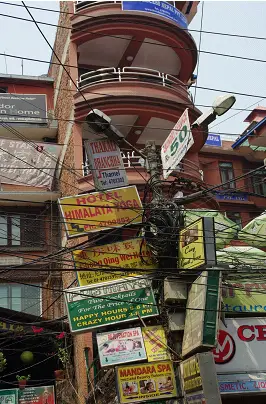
left=0, top=1, right=265, bottom=139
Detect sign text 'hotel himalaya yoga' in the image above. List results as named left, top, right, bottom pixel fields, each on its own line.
left=64, top=277, right=158, bottom=333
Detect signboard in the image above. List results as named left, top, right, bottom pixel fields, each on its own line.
left=218, top=372, right=266, bottom=395
left=122, top=1, right=187, bottom=29
left=143, top=326, right=170, bottom=362
left=0, top=94, right=47, bottom=124
left=182, top=271, right=221, bottom=357
left=223, top=281, right=266, bottom=314
left=0, top=139, right=62, bottom=188
left=64, top=277, right=158, bottom=333
left=0, top=257, right=23, bottom=266
left=84, top=138, right=128, bottom=190
left=74, top=238, right=156, bottom=286
left=18, top=386, right=55, bottom=404
left=161, top=109, right=193, bottom=179
left=58, top=186, right=143, bottom=238
left=179, top=217, right=216, bottom=270
left=180, top=353, right=222, bottom=404
left=116, top=361, right=177, bottom=403
left=204, top=134, right=222, bottom=147
left=0, top=389, right=18, bottom=404
left=213, top=318, right=266, bottom=372
left=97, top=327, right=146, bottom=367
left=214, top=192, right=248, bottom=201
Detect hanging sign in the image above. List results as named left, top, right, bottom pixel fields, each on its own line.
left=97, top=327, right=146, bottom=367
left=116, top=361, right=177, bottom=403
left=74, top=238, right=156, bottom=286
left=161, top=109, right=193, bottom=179
left=84, top=138, right=128, bottom=190
left=142, top=326, right=170, bottom=362
left=182, top=271, right=221, bottom=357
left=64, top=277, right=158, bottom=333
left=179, top=217, right=216, bottom=270
left=58, top=186, right=142, bottom=238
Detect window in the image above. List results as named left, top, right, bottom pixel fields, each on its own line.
left=0, top=284, right=41, bottom=315
left=226, top=212, right=242, bottom=230
left=219, top=162, right=235, bottom=189
left=0, top=213, right=43, bottom=248
left=252, top=171, right=266, bottom=196
left=0, top=87, right=7, bottom=93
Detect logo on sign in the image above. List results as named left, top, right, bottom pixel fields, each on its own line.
left=213, top=330, right=235, bottom=364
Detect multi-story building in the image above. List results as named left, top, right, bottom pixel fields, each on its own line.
left=0, top=74, right=65, bottom=390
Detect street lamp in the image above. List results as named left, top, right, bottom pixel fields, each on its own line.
left=191, top=94, right=236, bottom=128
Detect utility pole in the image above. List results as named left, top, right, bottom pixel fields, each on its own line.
left=144, top=140, right=163, bottom=201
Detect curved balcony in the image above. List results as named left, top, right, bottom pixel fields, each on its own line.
left=75, top=67, right=207, bottom=151
left=72, top=1, right=197, bottom=82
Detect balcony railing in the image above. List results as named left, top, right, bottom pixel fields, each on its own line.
left=78, top=67, right=190, bottom=97
left=75, top=1, right=179, bottom=13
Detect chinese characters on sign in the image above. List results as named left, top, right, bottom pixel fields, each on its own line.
left=64, top=277, right=158, bottom=333
left=116, top=361, right=177, bottom=403
left=73, top=238, right=156, bottom=286
left=84, top=138, right=128, bottom=190
left=58, top=186, right=143, bottom=238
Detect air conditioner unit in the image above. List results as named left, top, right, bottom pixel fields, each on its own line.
left=164, top=278, right=187, bottom=303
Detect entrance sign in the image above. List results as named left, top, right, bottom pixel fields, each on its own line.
left=213, top=318, right=266, bottom=372
left=74, top=238, right=156, bottom=286
left=84, top=138, right=128, bottom=190
left=122, top=1, right=188, bottom=29
left=116, top=361, right=177, bottom=403
left=142, top=326, right=170, bottom=362
left=97, top=327, right=146, bottom=367
left=161, top=109, right=193, bottom=179
left=179, top=217, right=216, bottom=270
left=58, top=186, right=142, bottom=238
left=64, top=277, right=158, bottom=333
left=182, top=271, right=221, bottom=357
left=180, top=353, right=222, bottom=404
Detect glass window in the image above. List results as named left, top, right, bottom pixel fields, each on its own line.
left=0, top=216, right=8, bottom=246
left=219, top=162, right=235, bottom=189
left=11, top=216, right=21, bottom=246
left=0, top=214, right=43, bottom=248
left=252, top=172, right=266, bottom=196
left=0, top=284, right=40, bottom=315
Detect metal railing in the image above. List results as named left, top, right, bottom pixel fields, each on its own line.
left=75, top=1, right=178, bottom=13
left=78, top=67, right=188, bottom=95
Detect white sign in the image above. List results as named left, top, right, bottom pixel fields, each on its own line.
left=84, top=138, right=128, bottom=190
left=213, top=318, right=266, bottom=372
left=161, top=109, right=194, bottom=179
left=0, top=257, right=23, bottom=266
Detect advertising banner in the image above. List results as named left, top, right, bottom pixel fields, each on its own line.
left=182, top=271, right=221, bottom=357
left=0, top=389, right=18, bottom=403
left=179, top=217, right=216, bottom=270
left=84, top=138, right=128, bottom=190
left=0, top=139, right=62, bottom=188
left=0, top=94, right=47, bottom=124
left=58, top=186, right=143, bottom=238
left=97, top=327, right=146, bottom=367
left=143, top=326, right=170, bottom=362
left=161, top=109, right=193, bottom=179
left=74, top=238, right=156, bottom=286
left=213, top=318, right=266, bottom=372
left=64, top=277, right=158, bottom=333
left=18, top=386, right=55, bottom=404
left=116, top=361, right=177, bottom=403
left=122, top=1, right=188, bottom=29
left=204, top=134, right=222, bottom=147
left=223, top=280, right=266, bottom=314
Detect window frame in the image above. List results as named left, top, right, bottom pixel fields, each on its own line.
left=219, top=162, right=235, bottom=189
left=0, top=283, right=41, bottom=315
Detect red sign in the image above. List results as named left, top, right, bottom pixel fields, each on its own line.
left=213, top=330, right=235, bottom=364
left=19, top=386, right=55, bottom=404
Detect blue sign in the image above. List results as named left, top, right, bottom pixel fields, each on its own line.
left=205, top=134, right=222, bottom=147
left=219, top=380, right=266, bottom=394
left=215, top=192, right=248, bottom=202
left=122, top=1, right=188, bottom=29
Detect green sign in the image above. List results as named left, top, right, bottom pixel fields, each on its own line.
left=18, top=386, right=55, bottom=403
left=65, top=277, right=159, bottom=333
left=0, top=389, right=18, bottom=404
left=182, top=270, right=221, bottom=357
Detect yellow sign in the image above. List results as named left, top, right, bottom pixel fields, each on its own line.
left=74, top=238, right=156, bottom=286
left=116, top=361, right=177, bottom=403
left=58, top=186, right=142, bottom=238
left=179, top=218, right=205, bottom=269
left=143, top=326, right=170, bottom=362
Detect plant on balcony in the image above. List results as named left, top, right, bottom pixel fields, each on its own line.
left=0, top=352, right=6, bottom=372
left=16, top=374, right=31, bottom=389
